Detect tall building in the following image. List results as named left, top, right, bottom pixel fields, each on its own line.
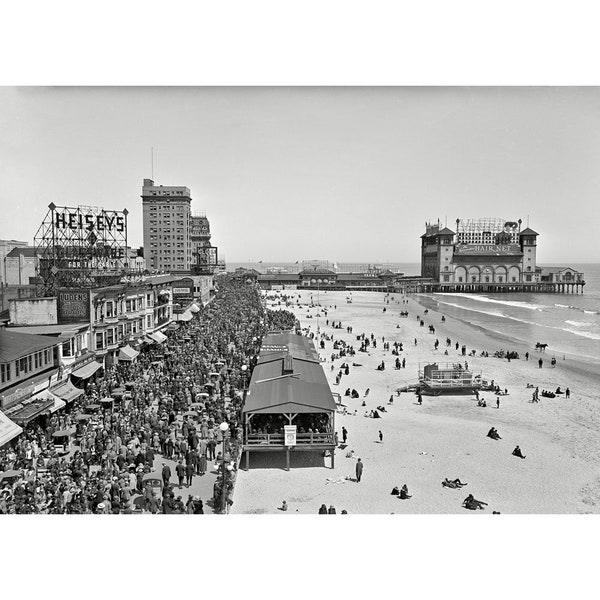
left=4, top=247, right=38, bottom=286
left=141, top=179, right=193, bottom=272
left=190, top=213, right=212, bottom=262
left=0, top=240, right=29, bottom=286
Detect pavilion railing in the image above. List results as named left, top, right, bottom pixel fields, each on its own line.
left=245, top=432, right=335, bottom=445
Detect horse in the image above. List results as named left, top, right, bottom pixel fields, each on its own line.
left=536, top=342, right=548, bottom=351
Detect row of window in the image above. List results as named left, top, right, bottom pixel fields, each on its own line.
left=94, top=317, right=154, bottom=350
left=1, top=349, right=53, bottom=383
left=444, top=275, right=532, bottom=283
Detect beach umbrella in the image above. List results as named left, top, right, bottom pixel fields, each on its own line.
left=204, top=383, right=214, bottom=388
left=100, top=397, right=114, bottom=404
left=86, top=404, right=101, bottom=411
left=75, top=414, right=92, bottom=421
left=183, top=410, right=198, bottom=418
left=196, top=392, right=209, bottom=398
left=52, top=429, right=73, bottom=437
left=209, top=372, right=220, bottom=377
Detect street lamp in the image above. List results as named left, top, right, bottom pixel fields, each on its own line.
left=241, top=364, right=248, bottom=395
left=219, top=421, right=229, bottom=513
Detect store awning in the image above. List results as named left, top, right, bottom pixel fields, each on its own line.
left=0, top=411, right=23, bottom=448
left=148, top=331, right=167, bottom=344
left=118, top=345, right=139, bottom=362
left=176, top=311, right=193, bottom=322
left=8, top=397, right=55, bottom=425
left=71, top=361, right=102, bottom=379
left=52, top=380, right=85, bottom=403
left=189, top=303, right=200, bottom=313
left=48, top=396, right=67, bottom=414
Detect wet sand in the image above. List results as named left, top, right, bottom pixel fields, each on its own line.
left=231, top=290, right=600, bottom=514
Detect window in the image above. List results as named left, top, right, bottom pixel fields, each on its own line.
left=526, top=275, right=532, bottom=282
left=498, top=276, right=503, bottom=282
left=458, top=277, right=463, bottom=283
left=62, top=340, right=73, bottom=358
left=28, top=355, right=32, bottom=371
left=443, top=275, right=450, bottom=282
left=125, top=300, right=132, bottom=312
left=19, top=357, right=28, bottom=374
left=471, top=276, right=477, bottom=283
left=106, top=302, right=114, bottom=317
left=1, top=363, right=10, bottom=383
left=95, top=333, right=104, bottom=350
left=512, top=277, right=517, bottom=282
left=147, top=315, right=152, bottom=328
left=107, top=329, right=114, bottom=345
left=485, top=276, right=490, bottom=283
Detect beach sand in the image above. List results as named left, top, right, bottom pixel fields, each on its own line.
left=231, top=290, right=600, bottom=514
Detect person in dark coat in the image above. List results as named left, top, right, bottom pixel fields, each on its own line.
left=355, top=458, right=363, bottom=483
left=512, top=445, right=526, bottom=459
left=176, top=459, right=186, bottom=488
left=342, top=427, right=348, bottom=444
left=328, top=505, right=336, bottom=514
left=185, top=461, right=194, bottom=487
left=318, top=504, right=328, bottom=514
left=161, top=463, right=172, bottom=487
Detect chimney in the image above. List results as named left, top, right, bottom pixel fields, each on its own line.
left=282, top=353, right=294, bottom=375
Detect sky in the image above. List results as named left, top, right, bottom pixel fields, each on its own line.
left=0, top=86, right=599, bottom=264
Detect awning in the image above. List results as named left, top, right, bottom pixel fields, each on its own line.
left=48, top=397, right=67, bottom=414
left=8, top=397, right=55, bottom=425
left=176, top=311, right=193, bottom=322
left=52, top=380, right=85, bottom=403
left=71, top=361, right=102, bottom=380
left=118, top=345, right=139, bottom=362
left=148, top=331, right=167, bottom=344
left=189, top=303, right=200, bottom=313
left=0, top=411, right=23, bottom=448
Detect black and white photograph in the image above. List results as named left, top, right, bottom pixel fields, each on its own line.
left=1, top=2, right=599, bottom=598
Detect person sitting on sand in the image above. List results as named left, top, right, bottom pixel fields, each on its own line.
left=372, top=410, right=380, bottom=419
left=463, top=494, right=487, bottom=510
left=399, top=484, right=412, bottom=499
left=391, top=486, right=400, bottom=495
left=319, top=504, right=328, bottom=514
left=442, top=478, right=468, bottom=489
left=279, top=500, right=288, bottom=511
left=555, top=387, right=563, bottom=394
left=487, top=427, right=501, bottom=440
left=512, top=445, right=526, bottom=459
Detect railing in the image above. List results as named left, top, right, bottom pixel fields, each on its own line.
left=245, top=432, right=335, bottom=445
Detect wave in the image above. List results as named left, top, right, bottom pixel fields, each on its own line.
left=583, top=310, right=600, bottom=315
left=434, top=299, right=600, bottom=341
left=563, top=329, right=600, bottom=341
left=564, top=320, right=588, bottom=327
left=433, top=293, right=547, bottom=311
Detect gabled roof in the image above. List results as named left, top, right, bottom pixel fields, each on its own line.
left=519, top=227, right=538, bottom=236
left=243, top=332, right=335, bottom=415
left=6, top=247, right=36, bottom=258
left=437, top=227, right=455, bottom=235
left=0, top=330, right=58, bottom=362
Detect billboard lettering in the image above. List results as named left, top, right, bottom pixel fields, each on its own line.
left=54, top=210, right=125, bottom=232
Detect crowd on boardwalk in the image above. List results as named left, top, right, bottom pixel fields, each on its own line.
left=0, top=278, right=296, bottom=515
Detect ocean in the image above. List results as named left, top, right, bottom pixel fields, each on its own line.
left=230, top=261, right=600, bottom=362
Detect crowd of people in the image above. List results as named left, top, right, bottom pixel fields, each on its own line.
left=0, top=278, right=297, bottom=515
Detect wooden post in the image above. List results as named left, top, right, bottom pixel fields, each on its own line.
left=331, top=447, right=335, bottom=469
left=245, top=450, right=249, bottom=471
left=286, top=447, right=290, bottom=471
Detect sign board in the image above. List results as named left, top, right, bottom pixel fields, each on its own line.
left=57, top=289, right=91, bottom=324
left=455, top=243, right=522, bottom=255
left=271, top=284, right=284, bottom=290
left=284, top=425, right=297, bottom=447
left=171, top=278, right=194, bottom=312
left=1, top=382, right=35, bottom=410
left=283, top=284, right=298, bottom=290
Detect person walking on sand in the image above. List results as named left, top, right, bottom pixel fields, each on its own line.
left=379, top=430, right=383, bottom=443
left=356, top=458, right=363, bottom=482
left=566, top=387, right=571, bottom=399
left=538, top=358, right=543, bottom=369
left=342, top=426, right=348, bottom=444
left=496, top=397, right=500, bottom=409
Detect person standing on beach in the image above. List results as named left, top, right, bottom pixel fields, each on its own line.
left=539, top=358, right=543, bottom=369
left=566, top=388, right=571, bottom=399
left=356, top=458, right=363, bottom=482
left=379, top=430, right=383, bottom=443
left=496, top=397, right=500, bottom=409
left=342, top=427, right=348, bottom=444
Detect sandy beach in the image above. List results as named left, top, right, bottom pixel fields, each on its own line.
left=231, top=290, right=600, bottom=514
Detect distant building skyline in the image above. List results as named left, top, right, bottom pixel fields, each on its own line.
left=1, top=87, right=599, bottom=264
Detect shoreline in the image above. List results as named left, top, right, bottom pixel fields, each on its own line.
left=231, top=290, right=600, bottom=514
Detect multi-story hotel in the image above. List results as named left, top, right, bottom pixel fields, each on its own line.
left=141, top=179, right=193, bottom=272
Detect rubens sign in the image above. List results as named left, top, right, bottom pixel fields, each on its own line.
left=456, top=244, right=521, bottom=254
